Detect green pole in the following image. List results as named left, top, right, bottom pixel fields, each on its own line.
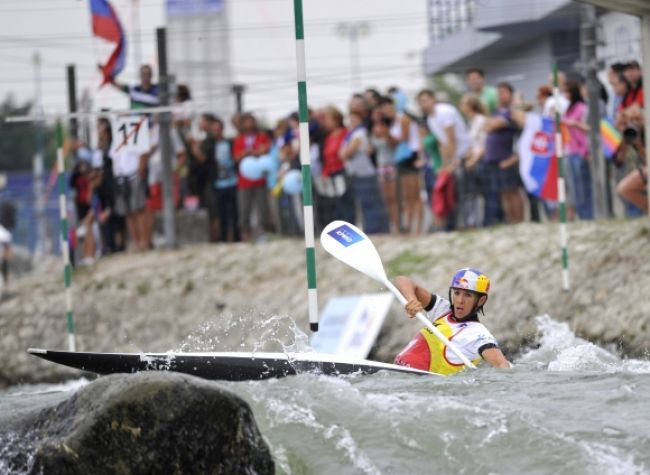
left=56, top=120, right=76, bottom=350
left=553, top=65, right=570, bottom=291
left=293, top=0, right=318, bottom=331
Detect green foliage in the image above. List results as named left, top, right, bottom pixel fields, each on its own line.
left=430, top=74, right=464, bottom=107
left=183, top=279, right=194, bottom=294
left=136, top=281, right=150, bottom=296
left=0, top=94, right=56, bottom=172
left=386, top=250, right=433, bottom=277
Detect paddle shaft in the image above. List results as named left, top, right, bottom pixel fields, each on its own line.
left=384, top=280, right=476, bottom=370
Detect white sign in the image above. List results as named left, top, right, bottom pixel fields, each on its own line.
left=0, top=224, right=11, bottom=244
left=112, top=115, right=150, bottom=154
left=311, top=293, right=393, bottom=359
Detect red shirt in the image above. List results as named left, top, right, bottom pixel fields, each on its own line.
left=322, top=128, right=348, bottom=177
left=71, top=173, right=91, bottom=205
left=232, top=132, right=271, bottom=189
left=621, top=85, right=644, bottom=109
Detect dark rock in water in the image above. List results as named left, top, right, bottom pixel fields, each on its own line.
left=3, top=372, right=274, bottom=475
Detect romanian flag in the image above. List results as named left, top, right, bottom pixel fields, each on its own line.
left=600, top=118, right=622, bottom=160
left=89, top=0, right=126, bottom=86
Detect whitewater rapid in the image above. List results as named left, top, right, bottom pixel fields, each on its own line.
left=1, top=315, right=649, bottom=475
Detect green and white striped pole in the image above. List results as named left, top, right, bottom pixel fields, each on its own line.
left=56, top=120, right=76, bottom=350
left=553, top=65, right=570, bottom=291
left=293, top=0, right=318, bottom=332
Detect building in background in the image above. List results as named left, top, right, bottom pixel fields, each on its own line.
left=423, top=0, right=583, bottom=103
left=166, top=0, right=233, bottom=119
left=597, top=11, right=641, bottom=66
left=422, top=0, right=642, bottom=105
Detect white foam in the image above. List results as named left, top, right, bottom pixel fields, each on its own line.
left=265, top=398, right=322, bottom=431
left=580, top=440, right=648, bottom=475
left=518, top=315, right=650, bottom=373
left=324, top=425, right=381, bottom=475
left=8, top=378, right=90, bottom=397
left=621, top=359, right=650, bottom=374
left=269, top=444, right=292, bottom=475
left=175, top=313, right=314, bottom=355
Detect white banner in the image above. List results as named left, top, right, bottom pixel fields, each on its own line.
left=112, top=115, right=150, bottom=154
left=310, top=293, right=393, bottom=359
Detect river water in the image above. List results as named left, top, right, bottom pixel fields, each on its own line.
left=1, top=315, right=649, bottom=475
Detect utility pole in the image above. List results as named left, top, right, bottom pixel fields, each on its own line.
left=581, top=4, right=608, bottom=219
left=232, top=84, right=245, bottom=114
left=337, top=22, right=369, bottom=91
left=80, top=88, right=93, bottom=146
left=66, top=64, right=78, bottom=140
left=32, top=51, right=47, bottom=257
left=156, top=27, right=177, bottom=248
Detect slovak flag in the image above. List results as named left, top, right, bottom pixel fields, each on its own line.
left=89, top=0, right=126, bottom=86
left=518, top=113, right=558, bottom=201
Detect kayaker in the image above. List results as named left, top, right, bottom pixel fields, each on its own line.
left=394, top=268, right=510, bottom=374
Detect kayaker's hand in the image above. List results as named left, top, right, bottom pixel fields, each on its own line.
left=405, top=298, right=423, bottom=318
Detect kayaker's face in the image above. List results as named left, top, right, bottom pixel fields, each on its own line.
left=451, top=289, right=480, bottom=319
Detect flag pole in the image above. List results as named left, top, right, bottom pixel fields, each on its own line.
left=553, top=64, right=570, bottom=291
left=56, top=120, right=76, bottom=351
left=292, top=0, right=319, bottom=332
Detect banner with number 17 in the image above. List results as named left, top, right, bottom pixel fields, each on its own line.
left=112, top=115, right=150, bottom=154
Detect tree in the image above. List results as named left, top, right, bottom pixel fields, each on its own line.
left=0, top=95, right=56, bottom=172
left=429, top=74, right=464, bottom=107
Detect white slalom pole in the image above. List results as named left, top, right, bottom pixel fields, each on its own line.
left=56, top=120, right=76, bottom=352
left=320, top=220, right=476, bottom=370
left=553, top=64, right=570, bottom=291
left=293, top=0, right=319, bottom=332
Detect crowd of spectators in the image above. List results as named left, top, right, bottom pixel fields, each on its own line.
left=66, top=61, right=646, bottom=263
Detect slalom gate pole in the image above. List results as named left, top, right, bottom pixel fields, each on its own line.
left=56, top=120, right=76, bottom=351
left=553, top=64, right=570, bottom=291
left=293, top=0, right=319, bottom=332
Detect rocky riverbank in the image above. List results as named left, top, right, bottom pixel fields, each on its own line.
left=1, top=218, right=649, bottom=386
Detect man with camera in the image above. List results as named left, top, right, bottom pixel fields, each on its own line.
left=613, top=59, right=646, bottom=214
left=616, top=105, right=647, bottom=212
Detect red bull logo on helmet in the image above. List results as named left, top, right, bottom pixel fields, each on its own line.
left=451, top=268, right=490, bottom=295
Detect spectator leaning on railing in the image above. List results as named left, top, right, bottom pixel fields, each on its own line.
left=481, top=82, right=524, bottom=226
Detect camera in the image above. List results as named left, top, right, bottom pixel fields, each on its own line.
left=623, top=125, right=639, bottom=144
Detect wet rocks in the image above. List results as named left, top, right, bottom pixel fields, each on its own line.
left=2, top=372, right=274, bottom=475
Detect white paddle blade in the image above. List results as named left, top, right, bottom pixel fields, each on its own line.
left=320, top=221, right=388, bottom=284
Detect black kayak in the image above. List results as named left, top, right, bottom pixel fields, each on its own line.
left=28, top=348, right=435, bottom=381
